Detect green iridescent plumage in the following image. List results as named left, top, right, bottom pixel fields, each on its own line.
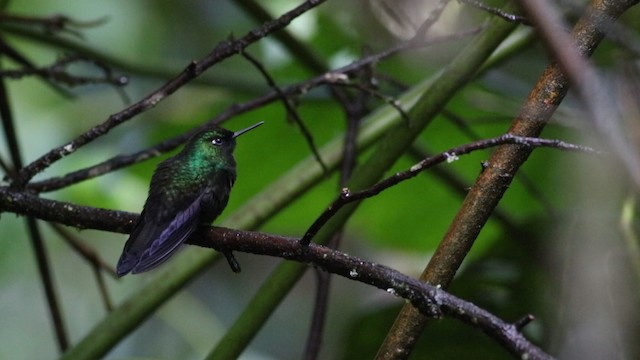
left=117, top=122, right=263, bottom=276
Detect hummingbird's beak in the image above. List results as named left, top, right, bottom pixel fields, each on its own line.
left=233, top=121, right=264, bottom=138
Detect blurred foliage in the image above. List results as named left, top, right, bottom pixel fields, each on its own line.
left=1, top=0, right=639, bottom=359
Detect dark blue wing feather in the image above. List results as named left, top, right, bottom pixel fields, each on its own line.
left=116, top=191, right=204, bottom=276
left=130, top=192, right=204, bottom=273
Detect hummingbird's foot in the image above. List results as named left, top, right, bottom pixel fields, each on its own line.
left=223, top=251, right=242, bottom=273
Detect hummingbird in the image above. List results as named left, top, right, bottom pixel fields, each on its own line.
left=116, top=121, right=263, bottom=276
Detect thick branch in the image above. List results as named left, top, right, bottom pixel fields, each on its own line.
left=195, top=228, right=553, bottom=360
left=0, top=186, right=551, bottom=360
left=516, top=0, right=640, bottom=186
left=376, top=0, right=639, bottom=358
left=0, top=187, right=137, bottom=233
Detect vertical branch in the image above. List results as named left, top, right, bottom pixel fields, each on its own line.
left=92, top=265, right=114, bottom=312
left=0, top=64, right=69, bottom=350
left=24, top=219, right=70, bottom=351
left=516, top=0, right=640, bottom=185
left=234, top=2, right=364, bottom=358
left=303, top=268, right=332, bottom=360
left=0, top=59, right=22, bottom=173
left=375, top=0, right=637, bottom=359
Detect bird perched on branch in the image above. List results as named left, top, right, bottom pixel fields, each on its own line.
left=116, top=122, right=263, bottom=276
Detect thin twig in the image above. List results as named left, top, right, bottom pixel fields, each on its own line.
left=458, top=0, right=531, bottom=25
left=0, top=54, right=129, bottom=87
left=406, top=142, right=519, bottom=233
left=25, top=218, right=69, bottom=351
left=25, top=28, right=482, bottom=193
left=0, top=38, right=72, bottom=98
left=513, top=314, right=535, bottom=331
left=304, top=266, right=332, bottom=360
left=442, top=110, right=556, bottom=216
left=28, top=144, right=167, bottom=192
left=340, top=115, right=360, bottom=185
left=0, top=153, right=11, bottom=175
left=415, top=0, right=453, bottom=38
left=232, top=0, right=327, bottom=74
left=49, top=224, right=118, bottom=278
left=0, top=12, right=108, bottom=37
left=241, top=50, right=328, bottom=174
left=0, top=74, right=23, bottom=171
left=328, top=79, right=412, bottom=124
left=92, top=265, right=114, bottom=312
left=300, top=134, right=599, bottom=245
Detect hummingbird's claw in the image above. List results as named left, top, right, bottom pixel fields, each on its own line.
left=223, top=251, right=242, bottom=273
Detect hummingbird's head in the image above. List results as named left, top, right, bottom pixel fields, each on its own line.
left=186, top=127, right=236, bottom=163
left=185, top=122, right=264, bottom=163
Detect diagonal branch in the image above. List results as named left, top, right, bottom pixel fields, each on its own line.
left=12, top=0, right=327, bottom=187
left=301, top=135, right=598, bottom=245
left=0, top=37, right=73, bottom=98
left=209, top=12, right=519, bottom=360
left=3, top=15, right=518, bottom=358
left=459, top=0, right=531, bottom=24
left=25, top=29, right=481, bottom=193
left=375, top=0, right=639, bottom=358
left=516, top=0, right=640, bottom=186
left=241, top=50, right=328, bottom=173
left=49, top=224, right=117, bottom=278
left=0, top=186, right=552, bottom=360
left=193, top=227, right=554, bottom=360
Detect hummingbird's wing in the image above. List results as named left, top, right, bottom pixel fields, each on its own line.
left=116, top=191, right=205, bottom=276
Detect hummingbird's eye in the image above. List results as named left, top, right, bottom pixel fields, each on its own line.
left=211, top=137, right=224, bottom=146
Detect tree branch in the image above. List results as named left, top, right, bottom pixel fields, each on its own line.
left=516, top=0, right=640, bottom=186
left=0, top=186, right=552, bottom=360
left=459, top=0, right=531, bottom=24
left=25, top=29, right=480, bottom=193
left=241, top=50, right=328, bottom=173
left=375, top=0, right=638, bottom=358
left=0, top=12, right=108, bottom=37
left=301, top=135, right=598, bottom=245
left=0, top=54, right=129, bottom=87
left=12, top=0, right=327, bottom=187
left=194, top=228, right=554, bottom=360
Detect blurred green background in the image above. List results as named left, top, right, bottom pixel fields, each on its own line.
left=1, top=0, right=639, bottom=359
